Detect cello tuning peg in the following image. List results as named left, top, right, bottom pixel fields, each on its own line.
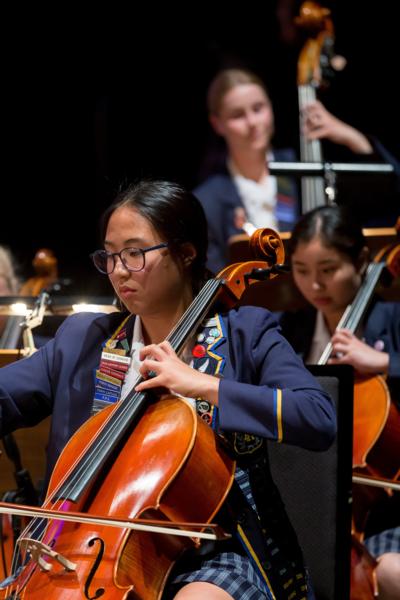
left=272, top=263, right=291, bottom=274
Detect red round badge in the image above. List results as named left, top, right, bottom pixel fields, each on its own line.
left=192, top=344, right=206, bottom=358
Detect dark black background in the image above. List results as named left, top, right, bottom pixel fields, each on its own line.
left=2, top=1, right=399, bottom=296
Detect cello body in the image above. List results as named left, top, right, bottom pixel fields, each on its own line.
left=352, top=375, right=391, bottom=471
left=2, top=397, right=234, bottom=600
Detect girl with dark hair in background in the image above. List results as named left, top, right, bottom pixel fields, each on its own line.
left=279, top=205, right=400, bottom=600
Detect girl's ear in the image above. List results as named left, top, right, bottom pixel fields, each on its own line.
left=180, top=242, right=197, bottom=267
left=209, top=114, right=225, bottom=137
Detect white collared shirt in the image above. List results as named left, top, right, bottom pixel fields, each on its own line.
left=306, top=310, right=331, bottom=364
left=228, top=152, right=278, bottom=230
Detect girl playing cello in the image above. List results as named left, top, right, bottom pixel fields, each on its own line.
left=0, top=180, right=335, bottom=599
left=279, top=205, right=400, bottom=599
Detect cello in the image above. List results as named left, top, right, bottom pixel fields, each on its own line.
left=0, top=229, right=285, bottom=599
left=317, top=233, right=400, bottom=518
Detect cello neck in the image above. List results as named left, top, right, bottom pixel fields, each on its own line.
left=340, top=263, right=385, bottom=334
left=318, top=262, right=385, bottom=364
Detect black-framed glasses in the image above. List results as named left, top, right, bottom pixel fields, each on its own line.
left=90, top=243, right=169, bottom=274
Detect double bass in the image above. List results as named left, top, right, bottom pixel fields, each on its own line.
left=0, top=230, right=285, bottom=599
left=295, top=1, right=343, bottom=212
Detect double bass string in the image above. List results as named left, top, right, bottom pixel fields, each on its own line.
left=298, top=84, right=326, bottom=212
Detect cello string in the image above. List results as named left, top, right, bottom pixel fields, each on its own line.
left=345, top=264, right=383, bottom=333
left=318, top=263, right=385, bottom=364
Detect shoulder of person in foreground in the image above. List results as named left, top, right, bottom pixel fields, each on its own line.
left=216, top=305, right=336, bottom=451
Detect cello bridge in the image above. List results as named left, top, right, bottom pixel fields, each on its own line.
left=18, top=537, right=77, bottom=572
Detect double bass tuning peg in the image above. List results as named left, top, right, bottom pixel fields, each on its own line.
left=330, top=54, right=347, bottom=72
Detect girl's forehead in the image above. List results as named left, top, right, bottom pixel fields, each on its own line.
left=293, top=239, right=346, bottom=260
left=221, top=83, right=268, bottom=107
left=106, top=206, right=159, bottom=241
left=109, top=206, right=148, bottom=228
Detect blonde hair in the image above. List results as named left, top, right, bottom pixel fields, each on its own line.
left=207, top=68, right=270, bottom=115
left=0, top=246, right=19, bottom=294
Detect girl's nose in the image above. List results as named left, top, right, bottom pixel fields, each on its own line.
left=246, top=110, right=258, bottom=127
left=113, top=256, right=130, bottom=274
left=311, top=278, right=323, bottom=290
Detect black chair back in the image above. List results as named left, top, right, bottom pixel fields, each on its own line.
left=267, top=365, right=353, bottom=600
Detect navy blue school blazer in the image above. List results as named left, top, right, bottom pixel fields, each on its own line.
left=0, top=306, right=336, bottom=485
left=193, top=148, right=299, bottom=274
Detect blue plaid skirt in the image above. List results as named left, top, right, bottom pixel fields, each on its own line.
left=165, top=551, right=273, bottom=599
left=164, top=551, right=314, bottom=599
left=364, top=526, right=400, bottom=557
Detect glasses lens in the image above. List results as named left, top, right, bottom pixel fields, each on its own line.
left=121, top=248, right=144, bottom=271
left=92, top=250, right=111, bottom=274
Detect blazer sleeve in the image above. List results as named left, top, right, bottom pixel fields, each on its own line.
left=0, top=315, right=77, bottom=435
left=0, top=343, right=56, bottom=435
left=217, top=309, right=336, bottom=451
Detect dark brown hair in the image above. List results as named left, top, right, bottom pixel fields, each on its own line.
left=101, top=180, right=209, bottom=293
left=287, top=205, right=367, bottom=265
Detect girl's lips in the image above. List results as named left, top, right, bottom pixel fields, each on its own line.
left=313, top=297, right=332, bottom=306
left=119, top=287, right=136, bottom=297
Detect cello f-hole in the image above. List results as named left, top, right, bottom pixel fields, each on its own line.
left=84, top=537, right=105, bottom=600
